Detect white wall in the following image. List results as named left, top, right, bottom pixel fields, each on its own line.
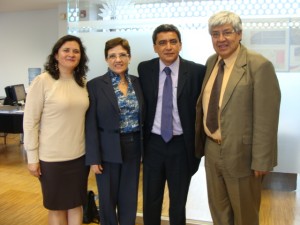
left=0, top=9, right=60, bottom=96
left=0, top=5, right=299, bottom=175
left=78, top=30, right=213, bottom=80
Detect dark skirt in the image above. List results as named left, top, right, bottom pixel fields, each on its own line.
left=39, top=155, right=90, bottom=210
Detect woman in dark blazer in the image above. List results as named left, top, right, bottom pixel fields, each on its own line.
left=85, top=37, right=144, bottom=225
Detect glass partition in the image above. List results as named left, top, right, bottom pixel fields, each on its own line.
left=67, top=0, right=300, bottom=222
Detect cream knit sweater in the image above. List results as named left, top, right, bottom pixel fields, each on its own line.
left=23, top=72, right=89, bottom=163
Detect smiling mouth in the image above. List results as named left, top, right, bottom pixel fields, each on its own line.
left=218, top=45, right=228, bottom=50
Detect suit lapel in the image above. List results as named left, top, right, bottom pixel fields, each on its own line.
left=101, top=73, right=119, bottom=113
left=131, top=75, right=145, bottom=122
left=131, top=76, right=142, bottom=108
left=177, top=58, right=187, bottom=99
left=199, top=56, right=218, bottom=100
left=221, top=46, right=247, bottom=111
left=151, top=59, right=160, bottom=100
left=196, top=56, right=217, bottom=108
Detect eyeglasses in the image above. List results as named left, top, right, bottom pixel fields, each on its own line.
left=211, top=30, right=236, bottom=39
left=107, top=53, right=129, bottom=60
left=157, top=39, right=179, bottom=47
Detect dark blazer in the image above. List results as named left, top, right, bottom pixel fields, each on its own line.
left=85, top=72, right=145, bottom=165
left=138, top=57, right=205, bottom=175
left=195, top=45, right=281, bottom=177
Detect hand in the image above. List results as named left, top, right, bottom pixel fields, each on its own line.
left=91, top=164, right=103, bottom=174
left=28, top=163, right=41, bottom=178
left=254, top=170, right=269, bottom=177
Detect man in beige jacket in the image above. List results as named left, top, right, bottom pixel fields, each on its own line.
left=195, top=11, right=281, bottom=225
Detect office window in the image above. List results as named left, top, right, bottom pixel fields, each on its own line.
left=68, top=0, right=300, bottom=72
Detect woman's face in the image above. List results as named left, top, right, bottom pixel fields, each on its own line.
left=106, top=45, right=130, bottom=76
left=55, top=41, right=81, bottom=72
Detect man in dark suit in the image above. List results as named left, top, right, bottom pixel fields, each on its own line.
left=138, top=24, right=205, bottom=225
left=195, top=11, right=281, bottom=225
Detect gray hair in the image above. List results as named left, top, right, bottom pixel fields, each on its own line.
left=208, top=11, right=243, bottom=34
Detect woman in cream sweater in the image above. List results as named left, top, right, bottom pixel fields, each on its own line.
left=23, top=35, right=89, bottom=225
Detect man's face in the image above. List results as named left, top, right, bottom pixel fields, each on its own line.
left=210, top=24, right=242, bottom=59
left=153, top=31, right=182, bottom=66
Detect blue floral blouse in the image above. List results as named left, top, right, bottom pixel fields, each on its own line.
left=109, top=69, right=140, bottom=134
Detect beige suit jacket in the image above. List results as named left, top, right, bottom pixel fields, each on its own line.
left=195, top=44, right=281, bottom=177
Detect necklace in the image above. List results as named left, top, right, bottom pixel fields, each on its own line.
left=119, top=80, right=127, bottom=85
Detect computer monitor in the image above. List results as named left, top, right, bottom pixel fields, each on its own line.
left=4, top=86, right=14, bottom=105
left=4, top=84, right=26, bottom=105
left=12, top=84, right=26, bottom=103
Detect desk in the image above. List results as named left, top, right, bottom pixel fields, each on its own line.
left=0, top=105, right=24, bottom=144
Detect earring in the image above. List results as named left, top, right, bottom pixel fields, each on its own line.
left=55, top=63, right=58, bottom=71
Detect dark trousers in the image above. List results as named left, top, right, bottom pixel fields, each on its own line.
left=96, top=132, right=141, bottom=225
left=143, top=133, right=191, bottom=225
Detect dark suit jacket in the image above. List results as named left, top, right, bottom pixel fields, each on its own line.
left=138, top=57, right=205, bottom=176
left=85, top=72, right=144, bottom=165
left=195, top=44, right=281, bottom=177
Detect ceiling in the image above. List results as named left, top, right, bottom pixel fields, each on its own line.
left=0, top=0, right=181, bottom=13
left=0, top=0, right=67, bottom=13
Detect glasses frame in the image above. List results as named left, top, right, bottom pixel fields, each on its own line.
left=211, top=30, right=236, bottom=39
left=107, top=53, right=130, bottom=60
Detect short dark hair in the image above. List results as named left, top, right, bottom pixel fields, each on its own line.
left=44, top=35, right=89, bottom=87
left=104, top=37, right=131, bottom=58
left=152, top=24, right=182, bottom=44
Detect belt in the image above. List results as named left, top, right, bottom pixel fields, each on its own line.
left=207, top=136, right=221, bottom=145
left=151, top=133, right=183, bottom=140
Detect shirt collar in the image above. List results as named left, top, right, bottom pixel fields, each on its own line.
left=159, top=56, right=180, bottom=74
left=218, top=44, right=241, bottom=68
left=108, top=67, right=129, bottom=80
